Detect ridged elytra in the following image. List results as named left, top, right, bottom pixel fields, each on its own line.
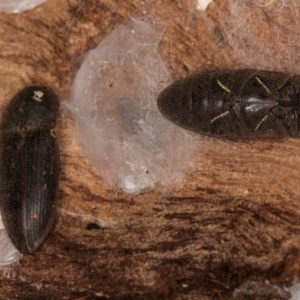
left=0, top=86, right=60, bottom=253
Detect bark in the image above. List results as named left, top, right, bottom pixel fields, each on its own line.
left=0, top=0, right=299, bottom=299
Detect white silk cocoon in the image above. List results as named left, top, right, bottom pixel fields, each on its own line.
left=68, top=17, right=199, bottom=193
left=0, top=0, right=47, bottom=13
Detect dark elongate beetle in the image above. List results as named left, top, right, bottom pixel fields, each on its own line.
left=157, top=69, right=300, bottom=139
left=0, top=86, right=60, bottom=253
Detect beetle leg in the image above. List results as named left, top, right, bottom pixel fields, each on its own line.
left=216, top=79, right=231, bottom=93
left=255, top=76, right=271, bottom=94
left=268, top=108, right=289, bottom=138
left=210, top=107, right=245, bottom=137
left=210, top=111, right=230, bottom=124
left=255, top=115, right=269, bottom=132
left=229, top=106, right=246, bottom=138
left=289, top=109, right=299, bottom=137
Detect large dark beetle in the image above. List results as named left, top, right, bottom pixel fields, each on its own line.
left=157, top=69, right=300, bottom=139
left=0, top=86, right=60, bottom=253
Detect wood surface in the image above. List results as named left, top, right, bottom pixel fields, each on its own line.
left=0, top=0, right=300, bottom=299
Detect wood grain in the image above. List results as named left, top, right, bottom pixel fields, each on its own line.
left=0, top=0, right=300, bottom=299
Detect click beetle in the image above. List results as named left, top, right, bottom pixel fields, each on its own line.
left=0, top=86, right=60, bottom=253
left=157, top=69, right=300, bottom=139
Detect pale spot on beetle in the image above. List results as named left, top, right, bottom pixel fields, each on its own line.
left=31, top=213, right=39, bottom=220
left=32, top=90, right=44, bottom=102
left=50, top=129, right=56, bottom=138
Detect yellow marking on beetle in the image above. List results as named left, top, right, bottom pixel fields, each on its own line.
left=217, top=79, right=231, bottom=93
left=255, top=114, right=269, bottom=131
left=210, top=111, right=230, bottom=124
left=255, top=76, right=271, bottom=94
